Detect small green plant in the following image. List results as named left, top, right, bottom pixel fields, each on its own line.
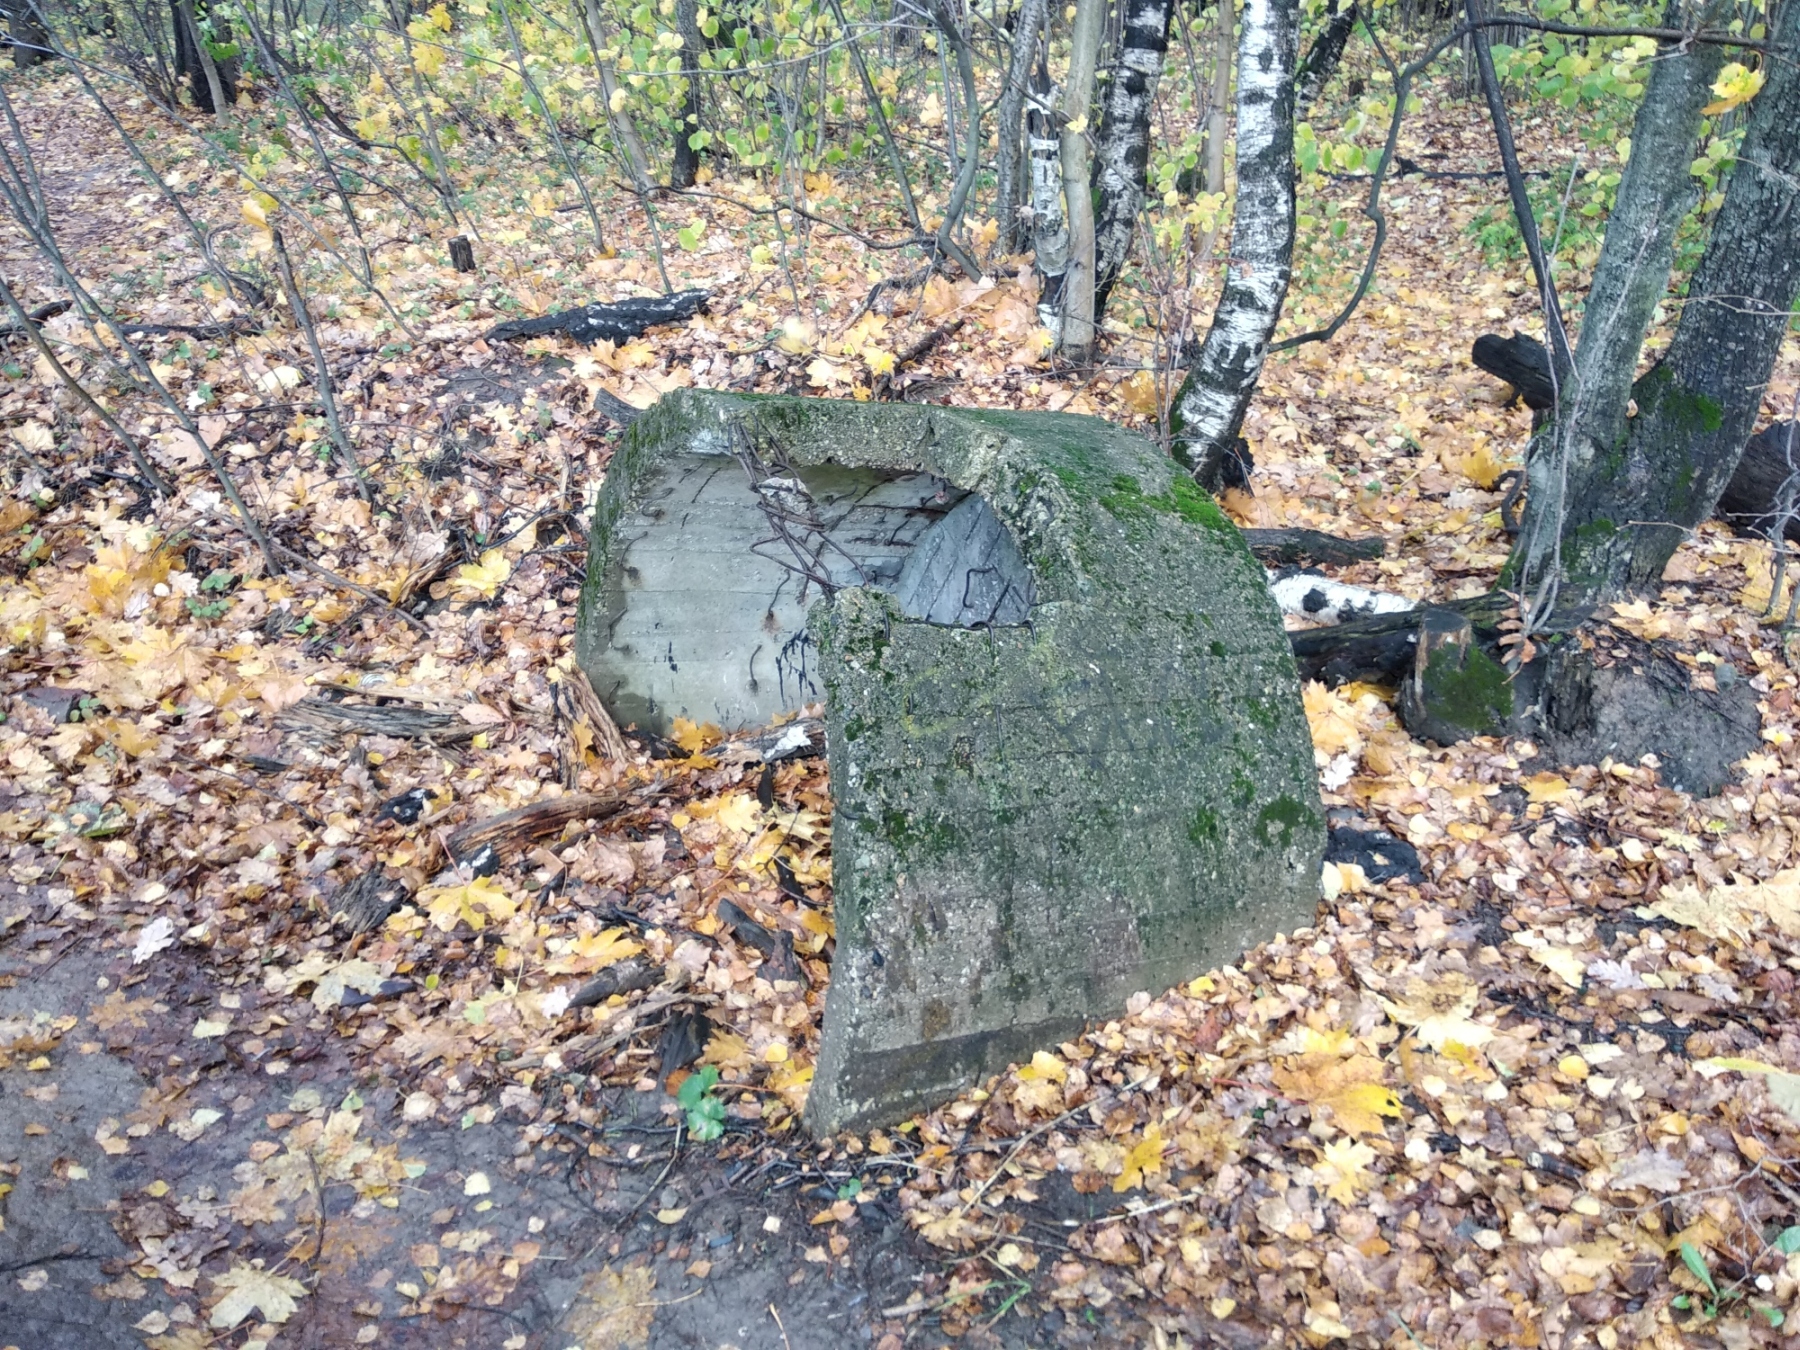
left=1673, top=1238, right=1791, bottom=1328
left=677, top=1066, right=725, bottom=1142
left=1467, top=206, right=1524, bottom=266
left=186, top=568, right=237, bottom=620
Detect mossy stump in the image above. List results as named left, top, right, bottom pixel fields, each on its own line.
left=575, top=390, right=1324, bottom=1135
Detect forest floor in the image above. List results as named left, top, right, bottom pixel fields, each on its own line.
left=0, top=53, right=1799, bottom=1350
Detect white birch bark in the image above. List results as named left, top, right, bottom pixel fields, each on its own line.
left=1170, top=0, right=1297, bottom=488
left=1092, top=0, right=1174, bottom=315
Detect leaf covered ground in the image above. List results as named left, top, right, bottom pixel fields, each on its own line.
left=1, top=56, right=1799, bottom=1350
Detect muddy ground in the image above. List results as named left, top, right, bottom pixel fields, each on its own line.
left=0, top=884, right=1156, bottom=1350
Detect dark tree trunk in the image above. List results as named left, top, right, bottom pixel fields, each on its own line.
left=670, top=0, right=706, bottom=188
left=1294, top=0, right=1357, bottom=119
left=1091, top=0, right=1174, bottom=316
left=8, top=0, right=53, bottom=66
left=1168, top=0, right=1299, bottom=488
left=1508, top=0, right=1800, bottom=600
left=171, top=0, right=239, bottom=113
left=1506, top=0, right=1723, bottom=603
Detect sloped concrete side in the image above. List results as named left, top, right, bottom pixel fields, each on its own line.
left=574, top=391, right=1324, bottom=1135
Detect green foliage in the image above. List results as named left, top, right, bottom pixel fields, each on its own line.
left=677, top=1064, right=725, bottom=1141
left=1671, top=1238, right=1787, bottom=1328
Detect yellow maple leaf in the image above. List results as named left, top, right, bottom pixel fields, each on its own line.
left=863, top=347, right=896, bottom=378
left=1703, top=61, right=1764, bottom=114
left=767, top=1061, right=813, bottom=1112
left=1439, top=441, right=1503, bottom=489
left=1522, top=771, right=1572, bottom=804
left=452, top=549, right=511, bottom=601
left=700, top=1030, right=753, bottom=1068
left=1017, top=1050, right=1068, bottom=1082
left=1316, top=1137, right=1377, bottom=1204
left=1273, top=1054, right=1403, bottom=1136
left=839, top=311, right=888, bottom=355
left=712, top=792, right=765, bottom=836
left=1012, top=1050, right=1069, bottom=1114
left=1376, top=971, right=1495, bottom=1052
left=1524, top=942, right=1586, bottom=989
left=209, top=1262, right=307, bottom=1328
left=1113, top=1124, right=1167, bottom=1192
left=671, top=716, right=720, bottom=755
left=774, top=316, right=816, bottom=355
left=420, top=875, right=517, bottom=933
left=1120, top=369, right=1160, bottom=416
left=544, top=926, right=642, bottom=975
left=1303, top=681, right=1364, bottom=759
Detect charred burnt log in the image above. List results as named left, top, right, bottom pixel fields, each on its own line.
left=486, top=288, right=709, bottom=344
left=1471, top=331, right=1554, bottom=411
left=1475, top=337, right=1800, bottom=544
left=1716, top=420, right=1800, bottom=544
left=1242, top=527, right=1383, bottom=567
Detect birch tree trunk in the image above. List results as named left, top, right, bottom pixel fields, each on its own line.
left=1092, top=0, right=1175, bottom=316
left=1169, top=0, right=1297, bottom=487
left=1511, top=0, right=1800, bottom=599
left=1057, top=0, right=1106, bottom=362
left=1029, top=58, right=1069, bottom=338
left=995, top=0, right=1047, bottom=257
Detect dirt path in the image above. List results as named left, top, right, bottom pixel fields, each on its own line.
left=1, top=903, right=1044, bottom=1350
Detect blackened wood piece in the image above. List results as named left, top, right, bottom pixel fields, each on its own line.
left=1717, top=420, right=1800, bottom=543
left=1289, top=592, right=1515, bottom=687
left=567, top=956, right=664, bottom=1011
left=485, top=288, right=709, bottom=344
left=448, top=235, right=476, bottom=272
left=1472, top=332, right=1555, bottom=410
left=1241, top=527, right=1384, bottom=567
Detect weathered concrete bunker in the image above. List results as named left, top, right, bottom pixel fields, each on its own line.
left=576, top=390, right=1323, bottom=1134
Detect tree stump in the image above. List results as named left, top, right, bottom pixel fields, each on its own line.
left=448, top=235, right=476, bottom=273
left=575, top=390, right=1326, bottom=1134
left=1398, top=607, right=1512, bottom=745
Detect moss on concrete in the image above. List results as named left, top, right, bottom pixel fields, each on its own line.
left=574, top=390, right=1324, bottom=1136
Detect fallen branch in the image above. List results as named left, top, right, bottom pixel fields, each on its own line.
left=715, top=717, right=825, bottom=765
left=272, top=542, right=431, bottom=634
left=875, top=318, right=964, bottom=396
left=1241, top=527, right=1384, bottom=567
left=0, top=299, right=70, bottom=336
left=445, top=788, right=630, bottom=860
left=485, top=288, right=708, bottom=344
left=275, top=695, right=480, bottom=742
